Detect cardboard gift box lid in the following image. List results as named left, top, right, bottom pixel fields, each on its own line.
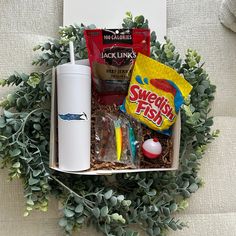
left=49, top=60, right=181, bottom=175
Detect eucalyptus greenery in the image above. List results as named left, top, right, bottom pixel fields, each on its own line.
left=0, top=13, right=218, bottom=236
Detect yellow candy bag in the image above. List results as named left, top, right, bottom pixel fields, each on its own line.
left=121, top=53, right=192, bottom=135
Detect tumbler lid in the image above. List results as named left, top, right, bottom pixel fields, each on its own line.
left=57, top=63, right=91, bottom=75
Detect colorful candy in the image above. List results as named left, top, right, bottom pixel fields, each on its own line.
left=114, top=120, right=123, bottom=161
left=94, top=112, right=142, bottom=167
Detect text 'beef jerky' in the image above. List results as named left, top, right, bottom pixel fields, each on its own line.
left=84, top=29, right=150, bottom=105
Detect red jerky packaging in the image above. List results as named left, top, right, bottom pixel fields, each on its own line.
left=84, top=28, right=150, bottom=105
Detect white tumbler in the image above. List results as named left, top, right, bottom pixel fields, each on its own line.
left=57, top=55, right=91, bottom=171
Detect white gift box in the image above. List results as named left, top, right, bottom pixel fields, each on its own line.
left=49, top=60, right=181, bottom=175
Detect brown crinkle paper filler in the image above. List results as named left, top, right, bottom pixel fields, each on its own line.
left=90, top=95, right=173, bottom=170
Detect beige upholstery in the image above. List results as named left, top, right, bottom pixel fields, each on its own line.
left=219, top=0, right=236, bottom=32
left=0, top=0, right=236, bottom=235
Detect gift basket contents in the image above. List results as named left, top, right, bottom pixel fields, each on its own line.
left=51, top=28, right=193, bottom=173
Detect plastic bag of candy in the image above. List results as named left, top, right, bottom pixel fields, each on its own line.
left=94, top=111, right=142, bottom=167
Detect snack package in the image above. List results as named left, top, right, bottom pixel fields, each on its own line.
left=121, top=53, right=192, bottom=135
left=95, top=112, right=142, bottom=167
left=84, top=29, right=150, bottom=105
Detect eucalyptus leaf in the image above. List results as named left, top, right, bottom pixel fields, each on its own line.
left=26, top=199, right=34, bottom=206
left=97, top=193, right=103, bottom=203
left=29, top=178, right=40, bottom=185
left=0, top=117, right=6, bottom=124
left=33, top=170, right=41, bottom=177
left=188, top=183, right=199, bottom=193
left=205, top=118, right=213, bottom=126
left=31, top=186, right=41, bottom=191
left=92, top=207, right=100, bottom=219
left=9, top=149, right=21, bottom=157
left=47, top=58, right=54, bottom=66
left=147, top=228, right=154, bottom=236
left=104, top=190, right=113, bottom=200
left=65, top=223, right=73, bottom=232
left=64, top=208, right=75, bottom=218
left=4, top=110, right=14, bottom=118
left=182, top=189, right=191, bottom=198
left=0, top=123, right=6, bottom=128
left=44, top=43, right=51, bottom=50
left=33, top=124, right=41, bottom=131
left=169, top=203, right=178, bottom=212
left=12, top=162, right=21, bottom=168
left=147, top=189, right=157, bottom=197
left=163, top=207, right=170, bottom=217
left=76, top=216, right=85, bottom=224
left=75, top=204, right=84, bottom=213
left=153, top=227, right=160, bottom=235
left=101, top=206, right=109, bottom=217
left=59, top=218, right=67, bottom=227
left=117, top=195, right=125, bottom=202
left=169, top=222, right=178, bottom=231
left=110, top=196, right=117, bottom=206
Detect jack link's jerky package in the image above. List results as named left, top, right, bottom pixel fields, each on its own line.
left=121, top=53, right=193, bottom=135
left=84, top=29, right=150, bottom=105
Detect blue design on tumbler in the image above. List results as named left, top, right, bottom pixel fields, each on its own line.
left=59, top=112, right=88, bottom=121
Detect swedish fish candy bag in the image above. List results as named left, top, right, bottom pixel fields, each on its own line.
left=121, top=53, right=192, bottom=134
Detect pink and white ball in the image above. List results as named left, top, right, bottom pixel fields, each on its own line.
left=142, top=138, right=162, bottom=159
